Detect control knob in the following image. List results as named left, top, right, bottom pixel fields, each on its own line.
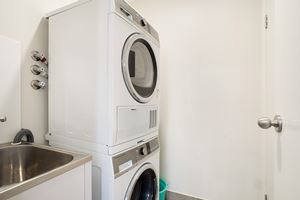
left=141, top=18, right=147, bottom=27
left=139, top=147, right=147, bottom=156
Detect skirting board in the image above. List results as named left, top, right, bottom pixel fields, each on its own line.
left=166, top=191, right=203, bottom=200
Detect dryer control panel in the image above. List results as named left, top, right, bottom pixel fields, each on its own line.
left=112, top=137, right=159, bottom=178
left=114, top=0, right=159, bottom=43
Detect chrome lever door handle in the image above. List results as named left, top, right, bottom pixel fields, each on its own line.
left=257, top=115, right=283, bottom=133
left=0, top=116, right=7, bottom=122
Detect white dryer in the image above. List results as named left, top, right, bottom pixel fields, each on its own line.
left=46, top=0, right=160, bottom=152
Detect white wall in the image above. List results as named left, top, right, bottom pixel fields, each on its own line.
left=0, top=0, right=76, bottom=143
left=0, top=36, right=21, bottom=143
left=131, top=0, right=264, bottom=199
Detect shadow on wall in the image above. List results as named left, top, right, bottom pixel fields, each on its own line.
left=158, top=50, right=170, bottom=179
left=22, top=18, right=49, bottom=144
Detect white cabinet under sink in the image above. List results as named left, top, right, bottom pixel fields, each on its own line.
left=8, top=162, right=91, bottom=200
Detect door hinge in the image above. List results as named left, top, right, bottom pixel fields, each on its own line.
left=265, top=15, right=269, bottom=29
left=265, top=194, right=268, bottom=200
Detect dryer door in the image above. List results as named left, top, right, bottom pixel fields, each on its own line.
left=122, top=33, right=158, bottom=103
left=125, top=163, right=158, bottom=200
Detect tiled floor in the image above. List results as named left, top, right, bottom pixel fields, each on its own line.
left=166, top=191, right=202, bottom=200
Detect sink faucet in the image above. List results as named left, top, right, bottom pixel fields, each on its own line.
left=12, top=129, right=34, bottom=144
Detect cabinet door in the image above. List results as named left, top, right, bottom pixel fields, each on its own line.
left=0, top=35, right=21, bottom=143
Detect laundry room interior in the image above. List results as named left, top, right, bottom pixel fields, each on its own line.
left=0, top=0, right=299, bottom=200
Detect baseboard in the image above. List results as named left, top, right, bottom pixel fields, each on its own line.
left=166, top=191, right=203, bottom=200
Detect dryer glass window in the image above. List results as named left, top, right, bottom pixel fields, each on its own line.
left=130, top=169, right=157, bottom=200
left=123, top=34, right=158, bottom=103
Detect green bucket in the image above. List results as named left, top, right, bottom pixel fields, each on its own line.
left=159, top=179, right=168, bottom=200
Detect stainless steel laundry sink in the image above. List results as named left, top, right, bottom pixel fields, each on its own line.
left=0, top=143, right=91, bottom=199
left=0, top=145, right=73, bottom=187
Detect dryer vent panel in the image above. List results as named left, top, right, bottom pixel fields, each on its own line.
left=117, top=106, right=158, bottom=144
left=149, top=110, right=157, bottom=129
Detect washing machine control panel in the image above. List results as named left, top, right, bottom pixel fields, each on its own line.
left=112, top=137, right=159, bottom=178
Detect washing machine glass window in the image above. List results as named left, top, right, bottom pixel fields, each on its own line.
left=125, top=163, right=158, bottom=200
left=122, top=33, right=158, bottom=103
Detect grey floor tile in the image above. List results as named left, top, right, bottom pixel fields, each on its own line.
left=166, top=191, right=203, bottom=200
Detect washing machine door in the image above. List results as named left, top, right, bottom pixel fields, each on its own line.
left=122, top=33, right=158, bottom=103
left=125, top=163, right=158, bottom=200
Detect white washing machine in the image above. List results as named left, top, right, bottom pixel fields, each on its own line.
left=100, top=137, right=159, bottom=200
left=46, top=0, right=160, bottom=152
left=50, top=137, right=160, bottom=200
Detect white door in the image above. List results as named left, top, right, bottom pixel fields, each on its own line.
left=262, top=0, right=300, bottom=199
left=0, top=35, right=21, bottom=143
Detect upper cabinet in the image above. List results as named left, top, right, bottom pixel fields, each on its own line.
left=0, top=35, right=21, bottom=143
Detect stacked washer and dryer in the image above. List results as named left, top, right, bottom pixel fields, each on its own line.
left=46, top=0, right=160, bottom=199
